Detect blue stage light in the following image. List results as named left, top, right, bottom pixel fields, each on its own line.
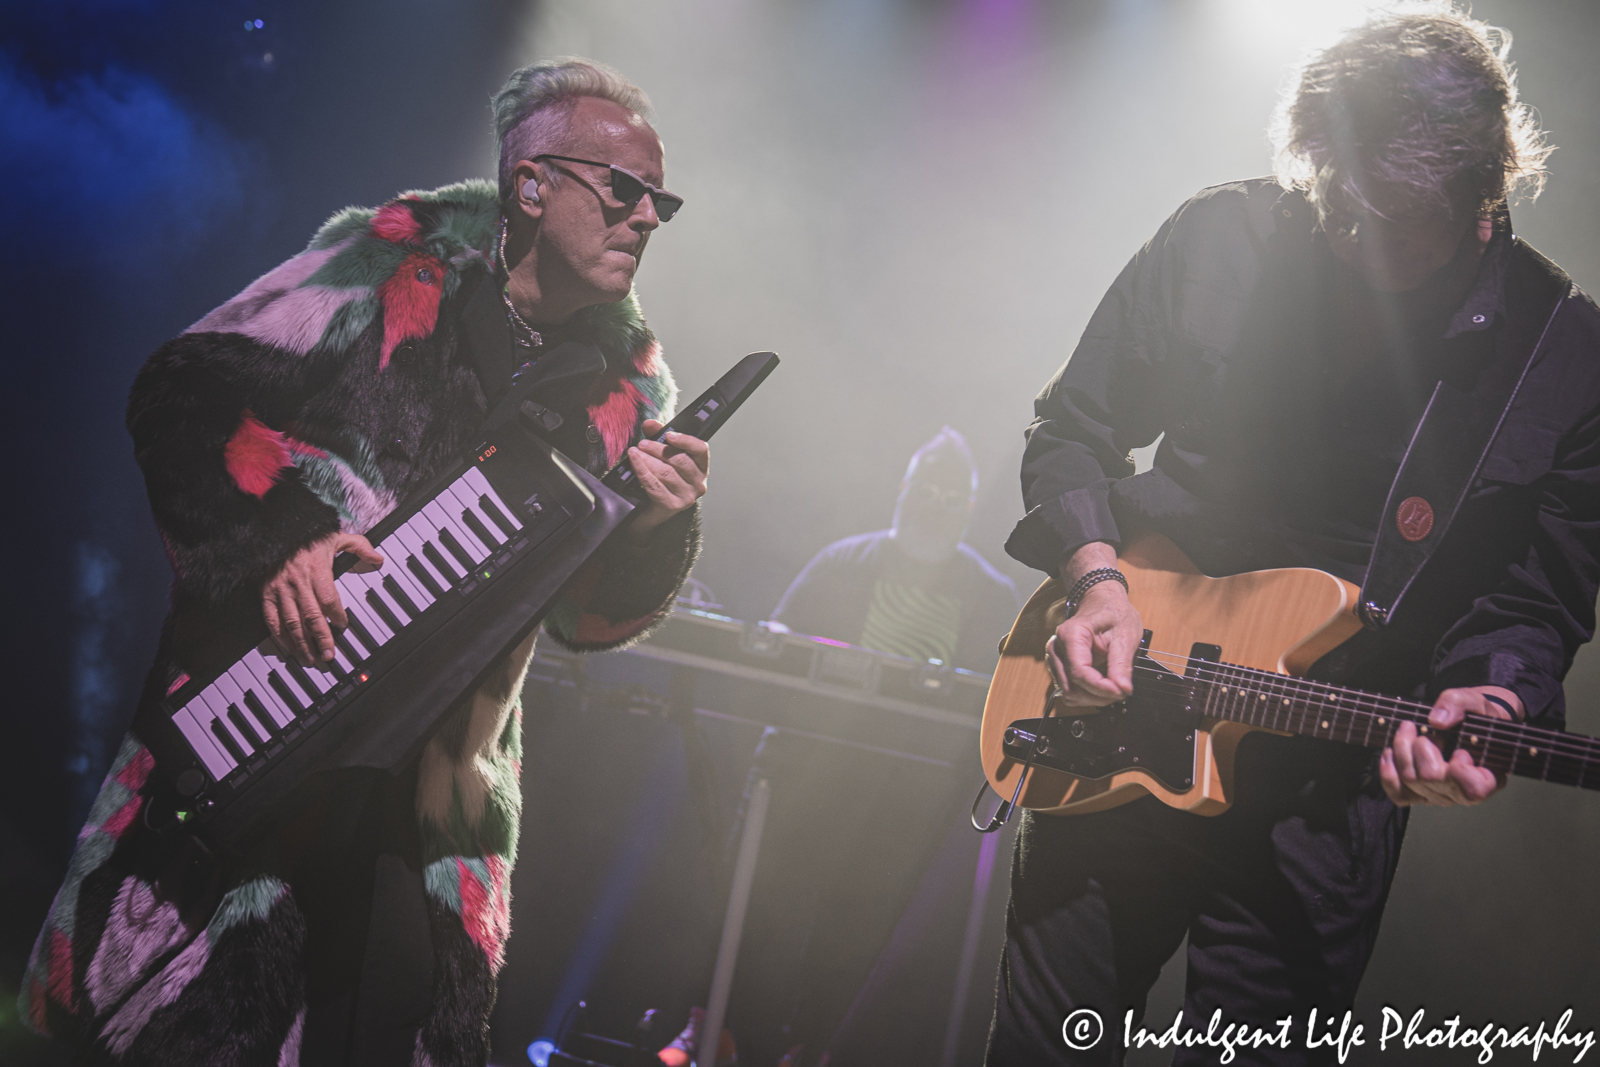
left=255, top=19, right=264, bottom=28
left=527, top=1039, right=556, bottom=1066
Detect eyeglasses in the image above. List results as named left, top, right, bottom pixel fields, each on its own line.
left=533, top=154, right=685, bottom=222
left=905, top=483, right=973, bottom=510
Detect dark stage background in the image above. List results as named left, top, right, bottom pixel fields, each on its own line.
left=4, top=1, right=1600, bottom=1064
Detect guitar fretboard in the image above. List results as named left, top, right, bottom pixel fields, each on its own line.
left=1184, top=658, right=1600, bottom=789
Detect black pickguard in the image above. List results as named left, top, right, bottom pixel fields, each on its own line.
left=1000, top=638, right=1211, bottom=791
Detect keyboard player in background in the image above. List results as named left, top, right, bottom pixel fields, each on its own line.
left=23, top=59, right=707, bottom=1066
left=724, top=428, right=1019, bottom=1067
left=770, top=426, right=1020, bottom=670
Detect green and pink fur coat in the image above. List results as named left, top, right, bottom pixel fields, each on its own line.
left=21, top=180, right=698, bottom=1064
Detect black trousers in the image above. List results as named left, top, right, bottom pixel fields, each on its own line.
left=985, top=733, right=1408, bottom=1067
left=289, top=768, right=435, bottom=1067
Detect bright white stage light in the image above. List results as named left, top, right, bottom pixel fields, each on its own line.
left=1211, top=0, right=1373, bottom=57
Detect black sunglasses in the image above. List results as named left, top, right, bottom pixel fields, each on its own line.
left=532, top=154, right=684, bottom=222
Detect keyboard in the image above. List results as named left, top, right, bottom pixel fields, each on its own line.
left=138, top=349, right=780, bottom=849
left=172, top=464, right=534, bottom=781
left=137, top=420, right=630, bottom=848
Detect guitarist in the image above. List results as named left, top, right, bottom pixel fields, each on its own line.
left=988, top=9, right=1600, bottom=1066
left=23, top=60, right=709, bottom=1065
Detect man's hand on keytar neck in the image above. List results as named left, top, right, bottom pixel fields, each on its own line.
left=263, top=531, right=383, bottom=669
left=625, top=418, right=709, bottom=541
left=1049, top=541, right=1517, bottom=809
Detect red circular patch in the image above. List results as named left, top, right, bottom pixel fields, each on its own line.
left=1396, top=496, right=1435, bottom=542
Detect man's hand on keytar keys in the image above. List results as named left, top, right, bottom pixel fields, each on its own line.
left=262, top=531, right=383, bottom=668
left=625, top=418, right=709, bottom=540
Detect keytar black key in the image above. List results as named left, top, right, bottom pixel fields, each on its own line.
left=439, top=528, right=476, bottom=575
left=424, top=542, right=463, bottom=583
left=244, top=690, right=281, bottom=735
left=366, top=589, right=404, bottom=634
left=461, top=507, right=501, bottom=550
left=479, top=494, right=519, bottom=541
left=228, top=703, right=272, bottom=745
left=268, top=671, right=306, bottom=713
left=383, top=575, right=421, bottom=619
left=409, top=556, right=445, bottom=599
left=211, top=719, right=248, bottom=764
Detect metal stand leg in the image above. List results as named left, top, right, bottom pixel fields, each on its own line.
left=696, top=777, right=770, bottom=1067
left=939, top=828, right=1003, bottom=1067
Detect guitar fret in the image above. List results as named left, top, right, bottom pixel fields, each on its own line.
left=1194, top=660, right=1600, bottom=793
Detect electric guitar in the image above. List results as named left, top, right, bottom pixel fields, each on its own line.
left=979, top=533, right=1600, bottom=816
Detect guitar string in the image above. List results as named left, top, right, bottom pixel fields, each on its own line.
left=1135, top=651, right=1597, bottom=763
left=1037, top=637, right=1593, bottom=763
left=1071, top=649, right=1600, bottom=768
left=1082, top=661, right=1597, bottom=782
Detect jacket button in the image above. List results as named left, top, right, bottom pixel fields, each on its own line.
left=395, top=344, right=416, bottom=366
left=416, top=267, right=435, bottom=285
left=586, top=425, right=601, bottom=443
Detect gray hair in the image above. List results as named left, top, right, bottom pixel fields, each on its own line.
left=491, top=57, right=653, bottom=204
left=1271, top=3, right=1551, bottom=223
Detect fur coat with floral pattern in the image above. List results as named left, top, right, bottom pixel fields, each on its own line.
left=21, top=178, right=698, bottom=1065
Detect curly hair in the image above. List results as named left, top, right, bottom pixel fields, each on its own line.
left=1271, top=3, right=1551, bottom=223
left=491, top=58, right=653, bottom=204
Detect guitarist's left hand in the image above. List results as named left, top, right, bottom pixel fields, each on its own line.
left=1380, top=686, right=1521, bottom=806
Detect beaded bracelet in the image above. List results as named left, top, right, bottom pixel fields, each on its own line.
left=1063, top=567, right=1129, bottom=617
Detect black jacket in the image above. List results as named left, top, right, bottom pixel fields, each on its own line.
left=1006, top=179, right=1600, bottom=724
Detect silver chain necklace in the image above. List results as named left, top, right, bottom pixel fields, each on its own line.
left=497, top=218, right=542, bottom=349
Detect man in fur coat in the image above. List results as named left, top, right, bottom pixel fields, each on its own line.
left=22, top=58, right=707, bottom=1066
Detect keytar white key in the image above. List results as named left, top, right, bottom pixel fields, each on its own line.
left=445, top=482, right=502, bottom=547
left=336, top=573, right=392, bottom=640
left=214, top=673, right=272, bottom=741
left=464, top=466, right=522, bottom=530
left=416, top=504, right=472, bottom=576
left=442, top=484, right=495, bottom=556
left=173, top=706, right=235, bottom=779
left=358, top=571, right=411, bottom=629
left=395, top=523, right=451, bottom=593
left=298, top=660, right=337, bottom=694
left=341, top=580, right=395, bottom=644
left=199, top=686, right=254, bottom=756
left=377, top=549, right=432, bottom=614
left=240, top=650, right=296, bottom=726
left=424, top=500, right=488, bottom=564
left=260, top=649, right=315, bottom=709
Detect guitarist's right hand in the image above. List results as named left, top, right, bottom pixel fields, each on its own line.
left=1051, top=542, right=1142, bottom=706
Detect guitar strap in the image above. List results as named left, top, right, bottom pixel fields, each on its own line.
left=1358, top=240, right=1572, bottom=629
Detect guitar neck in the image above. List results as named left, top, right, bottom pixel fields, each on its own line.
left=1194, top=660, right=1600, bottom=790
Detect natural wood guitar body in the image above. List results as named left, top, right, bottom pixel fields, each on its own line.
left=979, top=534, right=1364, bottom=816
